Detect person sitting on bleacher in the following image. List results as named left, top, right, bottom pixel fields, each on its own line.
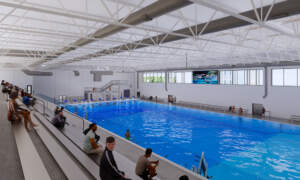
left=23, top=93, right=30, bottom=107
left=2, top=82, right=10, bottom=94
left=83, top=123, right=103, bottom=156
left=28, top=94, right=36, bottom=107
left=52, top=110, right=67, bottom=129
left=179, top=175, right=189, bottom=180
left=8, top=91, right=37, bottom=131
left=135, top=148, right=159, bottom=180
left=100, top=136, right=132, bottom=180
left=1, top=80, right=5, bottom=90
left=54, top=106, right=60, bottom=116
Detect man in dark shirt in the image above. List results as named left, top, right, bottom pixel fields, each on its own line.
left=100, top=136, right=131, bottom=180
left=52, top=110, right=67, bottom=129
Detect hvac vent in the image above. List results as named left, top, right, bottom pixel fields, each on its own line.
left=22, top=69, right=53, bottom=76
left=73, top=70, right=80, bottom=76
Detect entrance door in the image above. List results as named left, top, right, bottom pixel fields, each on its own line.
left=26, top=85, right=33, bottom=94
left=124, top=89, right=130, bottom=98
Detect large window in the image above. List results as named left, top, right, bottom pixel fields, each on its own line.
left=220, top=69, right=263, bottom=86
left=237, top=70, right=246, bottom=85
left=284, top=69, right=297, bottom=86
left=272, top=69, right=283, bottom=86
left=144, top=68, right=266, bottom=86
left=184, top=72, right=192, bottom=83
left=168, top=71, right=192, bottom=83
left=143, top=72, right=165, bottom=83
left=232, top=71, right=238, bottom=85
left=257, top=70, right=264, bottom=86
left=272, top=68, right=300, bottom=87
left=220, top=71, right=233, bottom=85
left=249, top=70, right=256, bottom=85
left=232, top=70, right=247, bottom=85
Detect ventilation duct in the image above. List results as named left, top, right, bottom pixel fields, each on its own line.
left=22, top=69, right=53, bottom=76
left=2, top=63, right=22, bottom=68
left=90, top=71, right=113, bottom=82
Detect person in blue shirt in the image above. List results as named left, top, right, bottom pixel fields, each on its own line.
left=23, top=94, right=30, bottom=106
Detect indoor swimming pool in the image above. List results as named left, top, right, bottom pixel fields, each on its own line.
left=65, top=100, right=300, bottom=180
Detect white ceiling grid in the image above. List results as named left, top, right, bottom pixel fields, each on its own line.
left=0, top=0, right=299, bottom=71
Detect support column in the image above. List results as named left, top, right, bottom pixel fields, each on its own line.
left=263, top=66, right=268, bottom=99
left=165, top=72, right=168, bottom=91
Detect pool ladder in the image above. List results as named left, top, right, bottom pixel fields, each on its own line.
left=192, top=152, right=211, bottom=179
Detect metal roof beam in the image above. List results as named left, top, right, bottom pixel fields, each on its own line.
left=52, top=0, right=300, bottom=67
left=1, top=0, right=192, bottom=66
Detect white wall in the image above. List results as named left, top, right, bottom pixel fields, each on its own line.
left=33, top=70, right=135, bottom=98
left=138, top=67, right=300, bottom=119
left=0, top=70, right=33, bottom=88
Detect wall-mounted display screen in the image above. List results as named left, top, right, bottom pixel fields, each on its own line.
left=192, top=70, right=219, bottom=84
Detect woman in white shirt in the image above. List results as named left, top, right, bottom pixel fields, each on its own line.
left=83, top=123, right=103, bottom=156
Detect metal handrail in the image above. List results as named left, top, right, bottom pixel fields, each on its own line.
left=35, top=98, right=46, bottom=116
left=63, top=109, right=88, bottom=132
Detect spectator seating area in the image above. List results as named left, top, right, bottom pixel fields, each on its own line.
left=1, top=80, right=207, bottom=180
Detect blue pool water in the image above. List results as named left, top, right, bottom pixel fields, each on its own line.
left=65, top=100, right=300, bottom=180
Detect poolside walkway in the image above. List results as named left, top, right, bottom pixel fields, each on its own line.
left=142, top=98, right=300, bottom=126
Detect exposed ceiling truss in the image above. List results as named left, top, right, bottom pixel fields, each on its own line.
left=0, top=0, right=299, bottom=71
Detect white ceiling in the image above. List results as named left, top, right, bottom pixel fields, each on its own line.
left=0, top=0, right=299, bottom=71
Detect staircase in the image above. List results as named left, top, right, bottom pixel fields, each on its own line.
left=84, top=80, right=129, bottom=93
left=85, top=80, right=130, bottom=101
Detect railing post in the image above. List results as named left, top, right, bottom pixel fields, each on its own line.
left=82, top=110, right=87, bottom=132
left=82, top=117, right=84, bottom=132
left=43, top=101, right=45, bottom=116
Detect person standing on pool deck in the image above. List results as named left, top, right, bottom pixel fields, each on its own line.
left=100, top=136, right=132, bottom=180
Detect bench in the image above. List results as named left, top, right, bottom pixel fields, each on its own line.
left=33, top=112, right=100, bottom=180
left=9, top=106, right=51, bottom=180
left=35, top=97, right=207, bottom=180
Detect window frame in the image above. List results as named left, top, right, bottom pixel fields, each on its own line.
left=272, top=68, right=300, bottom=87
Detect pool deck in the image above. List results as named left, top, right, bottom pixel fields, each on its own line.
left=141, top=98, right=300, bottom=126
